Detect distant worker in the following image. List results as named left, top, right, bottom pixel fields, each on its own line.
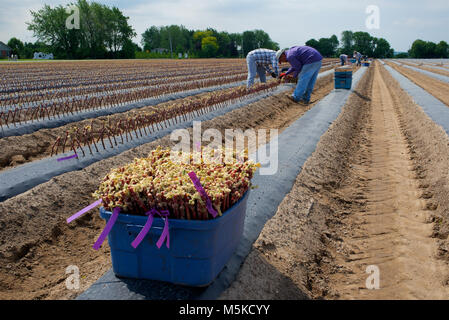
left=339, top=53, right=348, bottom=66
left=278, top=46, right=323, bottom=105
left=354, top=51, right=362, bottom=66
left=246, top=48, right=279, bottom=88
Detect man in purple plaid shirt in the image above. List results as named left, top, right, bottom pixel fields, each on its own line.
left=246, top=48, right=280, bottom=88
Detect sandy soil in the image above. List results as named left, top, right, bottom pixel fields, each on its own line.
left=0, top=74, right=334, bottom=300
left=222, top=63, right=374, bottom=299
left=222, top=61, right=449, bottom=299
left=401, top=61, right=449, bottom=78
left=328, top=63, right=449, bottom=299
left=386, top=62, right=449, bottom=106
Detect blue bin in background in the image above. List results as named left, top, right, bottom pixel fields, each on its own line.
left=99, top=191, right=250, bottom=287
left=334, top=70, right=353, bottom=90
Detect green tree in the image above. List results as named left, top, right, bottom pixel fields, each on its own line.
left=104, top=6, right=136, bottom=57
left=436, top=41, right=449, bottom=58
left=352, top=31, right=375, bottom=56
left=28, top=4, right=80, bottom=58
left=27, top=0, right=135, bottom=59
left=201, top=36, right=219, bottom=57
left=305, top=38, right=319, bottom=49
left=142, top=26, right=161, bottom=51
left=7, top=38, right=24, bottom=56
left=409, top=39, right=449, bottom=58
left=373, top=38, right=392, bottom=58
left=395, top=52, right=409, bottom=58
left=120, top=39, right=136, bottom=59
left=229, top=33, right=242, bottom=57
left=242, top=31, right=256, bottom=56
left=193, top=30, right=214, bottom=52
left=329, top=34, right=339, bottom=53
left=341, top=30, right=354, bottom=53
left=409, top=39, right=429, bottom=58
left=242, top=30, right=278, bottom=56
left=305, top=35, right=339, bottom=57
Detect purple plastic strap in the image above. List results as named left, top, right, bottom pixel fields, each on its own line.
left=67, top=199, right=102, bottom=223
left=93, top=207, right=120, bottom=251
left=156, top=212, right=170, bottom=249
left=131, top=210, right=155, bottom=249
left=57, top=154, right=78, bottom=162
left=131, top=209, right=170, bottom=249
left=188, top=171, right=218, bottom=218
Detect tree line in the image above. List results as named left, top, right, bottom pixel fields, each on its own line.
left=140, top=25, right=279, bottom=58
left=24, top=0, right=136, bottom=59
left=407, top=40, right=449, bottom=58
left=305, top=31, right=394, bottom=58
left=4, top=0, right=449, bottom=60
left=7, top=0, right=278, bottom=59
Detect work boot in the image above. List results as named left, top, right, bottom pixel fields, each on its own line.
left=285, top=95, right=298, bottom=103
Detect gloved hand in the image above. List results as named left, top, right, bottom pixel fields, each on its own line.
left=271, top=72, right=277, bottom=78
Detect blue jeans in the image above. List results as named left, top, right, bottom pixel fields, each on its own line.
left=292, top=60, right=322, bottom=102
left=246, top=55, right=267, bottom=88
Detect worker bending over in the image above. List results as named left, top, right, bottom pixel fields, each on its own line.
left=279, top=46, right=323, bottom=105
left=339, top=53, right=348, bottom=66
left=246, top=48, right=280, bottom=88
left=353, top=51, right=362, bottom=66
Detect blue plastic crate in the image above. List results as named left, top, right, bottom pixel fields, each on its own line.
left=334, top=77, right=352, bottom=89
left=99, top=190, right=250, bottom=287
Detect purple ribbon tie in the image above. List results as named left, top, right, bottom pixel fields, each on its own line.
left=57, top=154, right=78, bottom=162
left=93, top=207, right=120, bottom=251
left=67, top=199, right=102, bottom=223
left=131, top=208, right=170, bottom=249
left=188, top=171, right=218, bottom=218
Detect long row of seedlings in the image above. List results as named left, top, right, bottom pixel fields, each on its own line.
left=51, top=82, right=279, bottom=157
left=0, top=60, right=247, bottom=94
left=0, top=73, right=248, bottom=127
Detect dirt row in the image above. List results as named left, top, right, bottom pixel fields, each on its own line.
left=0, top=72, right=335, bottom=299
left=386, top=61, right=449, bottom=106
left=222, top=61, right=449, bottom=299
left=0, top=67, right=336, bottom=172
left=400, top=61, right=449, bottom=78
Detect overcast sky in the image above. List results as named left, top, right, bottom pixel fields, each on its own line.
left=1, top=0, right=448, bottom=52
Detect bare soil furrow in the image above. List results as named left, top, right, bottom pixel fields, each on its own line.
left=386, top=62, right=449, bottom=106
left=222, top=61, right=449, bottom=300
left=330, top=63, right=449, bottom=299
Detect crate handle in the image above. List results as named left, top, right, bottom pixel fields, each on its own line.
left=131, top=208, right=170, bottom=249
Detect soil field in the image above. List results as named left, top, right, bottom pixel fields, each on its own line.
left=400, top=61, right=449, bottom=78
left=222, top=61, right=449, bottom=299
left=3, top=58, right=449, bottom=301
left=386, top=61, right=449, bottom=106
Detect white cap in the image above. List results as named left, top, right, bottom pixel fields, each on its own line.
left=276, top=49, right=286, bottom=61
